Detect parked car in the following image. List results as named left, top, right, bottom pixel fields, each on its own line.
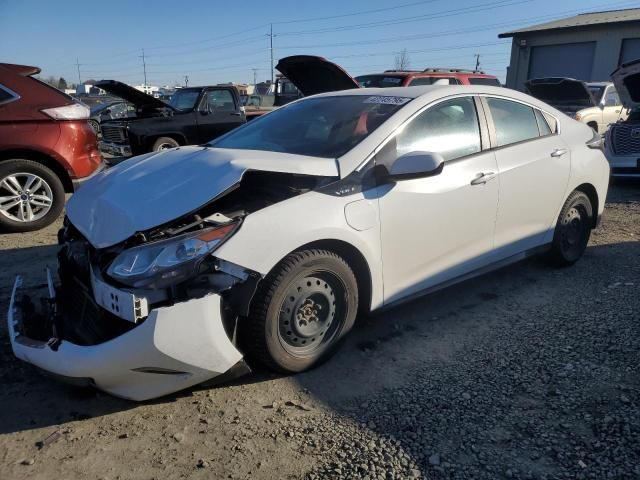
left=526, top=77, right=627, bottom=135
left=8, top=56, right=609, bottom=400
left=0, top=63, right=103, bottom=232
left=606, top=59, right=640, bottom=177
left=95, top=81, right=247, bottom=160
left=355, top=68, right=502, bottom=88
left=88, top=100, right=136, bottom=135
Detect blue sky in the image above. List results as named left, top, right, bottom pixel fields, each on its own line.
left=1, top=0, right=638, bottom=87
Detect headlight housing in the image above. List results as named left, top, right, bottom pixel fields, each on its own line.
left=107, top=223, right=238, bottom=289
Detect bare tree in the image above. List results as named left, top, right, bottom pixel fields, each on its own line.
left=394, top=49, right=411, bottom=71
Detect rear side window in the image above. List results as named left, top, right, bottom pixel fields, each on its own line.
left=408, top=77, right=460, bottom=86
left=486, top=97, right=540, bottom=147
left=0, top=84, right=19, bottom=106
left=468, top=77, right=502, bottom=87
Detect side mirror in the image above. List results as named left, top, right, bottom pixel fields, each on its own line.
left=388, top=151, right=445, bottom=180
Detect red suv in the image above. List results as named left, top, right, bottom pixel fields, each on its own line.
left=355, top=68, right=502, bottom=88
left=0, top=63, right=102, bottom=232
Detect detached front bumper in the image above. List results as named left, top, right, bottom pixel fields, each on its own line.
left=8, top=275, right=245, bottom=401
left=98, top=140, right=132, bottom=163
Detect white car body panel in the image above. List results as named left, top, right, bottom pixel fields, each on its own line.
left=377, top=150, right=499, bottom=303
left=8, top=84, right=610, bottom=400
left=66, top=146, right=339, bottom=249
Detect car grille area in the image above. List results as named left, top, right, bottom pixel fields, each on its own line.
left=57, top=237, right=136, bottom=346
left=101, top=124, right=127, bottom=143
left=611, top=124, right=640, bottom=155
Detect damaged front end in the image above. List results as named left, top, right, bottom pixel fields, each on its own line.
left=8, top=170, right=328, bottom=400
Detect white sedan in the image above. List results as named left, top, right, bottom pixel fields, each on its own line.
left=8, top=80, right=609, bottom=400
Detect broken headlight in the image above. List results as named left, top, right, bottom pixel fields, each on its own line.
left=107, top=223, right=238, bottom=289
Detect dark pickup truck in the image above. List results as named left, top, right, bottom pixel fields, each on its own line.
left=95, top=81, right=247, bottom=160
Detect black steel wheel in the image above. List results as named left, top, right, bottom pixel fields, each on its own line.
left=243, top=249, right=358, bottom=373
left=548, top=191, right=593, bottom=266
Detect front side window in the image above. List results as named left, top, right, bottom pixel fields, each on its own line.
left=604, top=88, right=621, bottom=107
left=203, top=89, right=236, bottom=111
left=212, top=95, right=409, bottom=158
left=486, top=97, right=540, bottom=147
left=384, top=96, right=481, bottom=163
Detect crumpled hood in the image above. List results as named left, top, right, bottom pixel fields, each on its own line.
left=611, top=59, right=640, bottom=110
left=66, top=146, right=339, bottom=248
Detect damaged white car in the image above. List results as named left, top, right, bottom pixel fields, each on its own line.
left=8, top=57, right=610, bottom=401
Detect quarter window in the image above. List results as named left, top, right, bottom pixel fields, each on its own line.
left=534, top=109, right=552, bottom=136
left=384, top=96, right=481, bottom=163
left=486, top=97, right=540, bottom=147
left=0, top=84, right=18, bottom=106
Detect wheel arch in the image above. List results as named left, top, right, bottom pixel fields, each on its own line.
left=0, top=148, right=73, bottom=192
left=292, top=239, right=373, bottom=316
left=574, top=182, right=598, bottom=228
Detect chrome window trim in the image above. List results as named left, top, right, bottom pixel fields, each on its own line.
left=0, top=83, right=20, bottom=107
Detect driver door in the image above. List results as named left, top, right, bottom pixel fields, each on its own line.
left=377, top=96, right=499, bottom=304
left=197, top=88, right=244, bottom=143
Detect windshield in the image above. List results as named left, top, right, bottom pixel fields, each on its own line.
left=212, top=95, right=411, bottom=158
left=168, top=89, right=200, bottom=111
left=355, top=75, right=406, bottom=88
left=588, top=85, right=606, bottom=103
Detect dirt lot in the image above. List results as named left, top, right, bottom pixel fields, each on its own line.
left=1, top=183, right=639, bottom=480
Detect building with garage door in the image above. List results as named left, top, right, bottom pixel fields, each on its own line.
left=500, top=8, right=640, bottom=90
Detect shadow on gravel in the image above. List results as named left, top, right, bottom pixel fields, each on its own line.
left=1, top=239, right=639, bottom=478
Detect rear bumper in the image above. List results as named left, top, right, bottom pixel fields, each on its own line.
left=8, top=275, right=245, bottom=401
left=71, top=161, right=107, bottom=191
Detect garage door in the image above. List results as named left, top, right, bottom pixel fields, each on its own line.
left=528, top=42, right=596, bottom=81
left=620, top=38, right=640, bottom=65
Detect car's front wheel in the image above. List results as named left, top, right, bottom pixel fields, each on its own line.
left=0, top=159, right=65, bottom=232
left=243, top=249, right=358, bottom=373
left=548, top=190, right=593, bottom=266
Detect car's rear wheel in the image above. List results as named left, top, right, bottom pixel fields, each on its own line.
left=0, top=159, right=65, bottom=232
left=152, top=137, right=180, bottom=151
left=548, top=191, right=593, bottom=266
left=243, top=249, right=358, bottom=373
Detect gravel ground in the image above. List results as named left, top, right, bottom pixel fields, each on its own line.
left=0, top=182, right=639, bottom=480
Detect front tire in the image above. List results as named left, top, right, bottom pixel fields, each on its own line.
left=152, top=137, right=180, bottom=151
left=243, top=249, right=358, bottom=373
left=0, top=159, right=65, bottom=232
left=548, top=191, right=593, bottom=266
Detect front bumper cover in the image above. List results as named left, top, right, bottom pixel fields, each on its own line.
left=8, top=275, right=245, bottom=401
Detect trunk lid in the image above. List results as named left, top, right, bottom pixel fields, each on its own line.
left=525, top=77, right=597, bottom=111
left=275, top=55, right=360, bottom=96
left=94, top=80, right=174, bottom=111
left=611, top=59, right=640, bottom=110
left=66, top=146, right=339, bottom=248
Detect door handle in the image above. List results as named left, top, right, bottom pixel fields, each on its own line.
left=550, top=148, right=568, bottom=157
left=470, top=172, right=496, bottom=185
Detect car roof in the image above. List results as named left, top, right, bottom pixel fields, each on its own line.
left=312, top=84, right=507, bottom=99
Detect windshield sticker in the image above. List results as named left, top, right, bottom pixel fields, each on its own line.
left=363, top=96, right=412, bottom=105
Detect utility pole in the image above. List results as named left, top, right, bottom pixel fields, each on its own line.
left=140, top=48, right=148, bottom=86
left=184, top=75, right=189, bottom=87
left=474, top=53, right=481, bottom=72
left=251, top=68, right=259, bottom=86
left=269, top=23, right=274, bottom=84
left=75, top=58, right=81, bottom=86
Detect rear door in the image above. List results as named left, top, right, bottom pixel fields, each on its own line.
left=482, top=96, right=570, bottom=257
left=196, top=88, right=244, bottom=143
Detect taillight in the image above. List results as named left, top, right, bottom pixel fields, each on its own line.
left=41, top=103, right=89, bottom=120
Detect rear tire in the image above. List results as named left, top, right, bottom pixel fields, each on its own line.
left=152, top=137, right=179, bottom=151
left=548, top=191, right=593, bottom=266
left=242, top=249, right=358, bottom=373
left=0, top=159, right=65, bottom=232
